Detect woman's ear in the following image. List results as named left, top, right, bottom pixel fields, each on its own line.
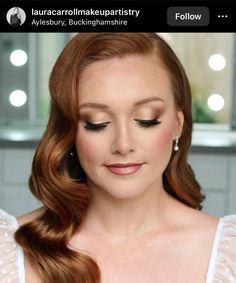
left=175, top=110, right=184, bottom=138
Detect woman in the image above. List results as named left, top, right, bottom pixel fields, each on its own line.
left=0, top=33, right=235, bottom=283
left=10, top=7, right=22, bottom=27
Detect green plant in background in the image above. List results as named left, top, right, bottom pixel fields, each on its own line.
left=39, top=95, right=50, bottom=121
left=190, top=82, right=217, bottom=123
left=192, top=99, right=217, bottom=123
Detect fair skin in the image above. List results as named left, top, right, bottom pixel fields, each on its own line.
left=18, top=54, right=218, bottom=283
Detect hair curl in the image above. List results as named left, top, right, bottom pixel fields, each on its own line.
left=15, top=33, right=204, bottom=282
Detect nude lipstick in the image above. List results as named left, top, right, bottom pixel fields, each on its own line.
left=105, top=163, right=143, bottom=175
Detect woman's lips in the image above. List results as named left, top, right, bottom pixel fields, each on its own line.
left=105, top=163, right=143, bottom=175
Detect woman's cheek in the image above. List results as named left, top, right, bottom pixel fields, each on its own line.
left=149, top=129, right=174, bottom=153
left=76, top=135, right=104, bottom=164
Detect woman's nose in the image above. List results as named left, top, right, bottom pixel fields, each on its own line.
left=110, top=126, right=136, bottom=156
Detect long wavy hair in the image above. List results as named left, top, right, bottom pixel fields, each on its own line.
left=15, top=33, right=204, bottom=283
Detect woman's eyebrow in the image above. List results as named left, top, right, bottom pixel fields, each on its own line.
left=79, top=102, right=109, bottom=111
left=78, top=96, right=164, bottom=111
left=134, top=96, right=164, bottom=106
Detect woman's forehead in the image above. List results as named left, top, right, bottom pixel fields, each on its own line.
left=78, top=55, right=174, bottom=107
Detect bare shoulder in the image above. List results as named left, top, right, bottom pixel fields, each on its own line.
left=188, top=208, right=218, bottom=227
left=16, top=206, right=45, bottom=226
left=177, top=204, right=219, bottom=235
left=167, top=197, right=219, bottom=232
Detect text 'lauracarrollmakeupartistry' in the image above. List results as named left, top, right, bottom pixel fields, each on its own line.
left=31, top=8, right=140, bottom=17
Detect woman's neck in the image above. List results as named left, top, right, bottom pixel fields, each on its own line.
left=81, top=183, right=177, bottom=243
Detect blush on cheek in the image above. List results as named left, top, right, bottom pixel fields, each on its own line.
left=76, top=137, right=103, bottom=164
left=150, top=129, right=173, bottom=152
left=77, top=140, right=93, bottom=161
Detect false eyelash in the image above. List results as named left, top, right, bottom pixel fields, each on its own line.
left=134, top=119, right=161, bottom=127
left=83, top=119, right=161, bottom=132
left=84, top=121, right=110, bottom=131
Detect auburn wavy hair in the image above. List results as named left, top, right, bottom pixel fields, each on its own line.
left=15, top=33, right=204, bottom=282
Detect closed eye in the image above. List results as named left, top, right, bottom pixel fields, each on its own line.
left=83, top=119, right=161, bottom=132
left=84, top=121, right=110, bottom=131
left=134, top=119, right=161, bottom=127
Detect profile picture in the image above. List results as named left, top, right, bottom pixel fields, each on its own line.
left=6, top=7, right=26, bottom=27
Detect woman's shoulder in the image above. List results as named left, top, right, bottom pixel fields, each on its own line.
left=0, top=206, right=44, bottom=227
left=217, top=214, right=236, bottom=251
left=178, top=209, right=236, bottom=281
left=220, top=213, right=236, bottom=223
left=0, top=207, right=44, bottom=283
left=16, top=206, right=45, bottom=227
left=0, top=208, right=23, bottom=282
left=216, top=214, right=236, bottom=258
left=206, top=214, right=236, bottom=282
left=0, top=208, right=19, bottom=241
left=0, top=208, right=18, bottom=228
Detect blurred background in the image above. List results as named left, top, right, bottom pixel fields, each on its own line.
left=0, top=33, right=236, bottom=217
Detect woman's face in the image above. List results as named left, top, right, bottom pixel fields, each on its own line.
left=76, top=54, right=183, bottom=199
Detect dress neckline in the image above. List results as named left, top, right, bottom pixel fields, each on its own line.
left=12, top=213, right=225, bottom=283
left=11, top=214, right=26, bottom=283
left=205, top=216, right=224, bottom=283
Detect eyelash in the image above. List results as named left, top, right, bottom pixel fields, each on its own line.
left=84, top=122, right=110, bottom=132
left=83, top=119, right=161, bottom=132
left=134, top=119, right=161, bottom=127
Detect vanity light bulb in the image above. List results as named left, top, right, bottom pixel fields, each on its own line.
left=10, top=49, right=28, bottom=66
left=207, top=93, right=224, bottom=111
left=9, top=90, right=27, bottom=107
left=208, top=54, right=226, bottom=71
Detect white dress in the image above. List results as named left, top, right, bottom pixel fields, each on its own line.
left=0, top=208, right=236, bottom=283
